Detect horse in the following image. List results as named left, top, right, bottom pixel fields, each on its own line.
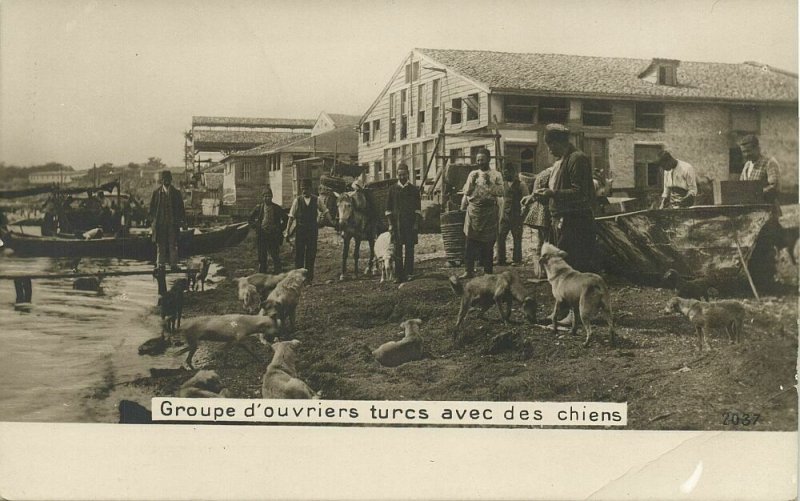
left=335, top=190, right=377, bottom=281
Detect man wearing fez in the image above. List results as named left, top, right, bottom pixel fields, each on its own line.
left=459, top=147, right=504, bottom=278
left=286, top=179, right=326, bottom=284
left=249, top=187, right=287, bottom=274
left=149, top=170, right=186, bottom=271
left=386, top=163, right=421, bottom=283
left=738, top=134, right=781, bottom=216
left=655, top=150, right=697, bottom=209
left=533, top=124, right=595, bottom=272
left=497, top=163, right=529, bottom=266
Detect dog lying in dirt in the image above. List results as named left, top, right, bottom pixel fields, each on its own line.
left=261, top=339, right=319, bottom=399
left=159, top=278, right=187, bottom=337
left=373, top=318, right=425, bottom=367
left=664, top=296, right=745, bottom=350
left=177, top=370, right=230, bottom=398
left=373, top=231, right=395, bottom=283
left=186, top=257, right=211, bottom=292
left=539, top=243, right=615, bottom=347
left=259, top=269, right=307, bottom=336
left=662, top=269, right=718, bottom=301
left=448, top=271, right=536, bottom=334
left=175, top=313, right=281, bottom=369
left=238, top=272, right=288, bottom=313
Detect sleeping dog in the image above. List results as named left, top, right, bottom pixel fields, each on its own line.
left=539, top=243, right=615, bottom=347
left=448, top=270, right=536, bottom=336
left=177, top=370, right=230, bottom=398
left=259, top=269, right=307, bottom=336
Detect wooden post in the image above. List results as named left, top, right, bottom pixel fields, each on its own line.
left=733, top=234, right=760, bottom=301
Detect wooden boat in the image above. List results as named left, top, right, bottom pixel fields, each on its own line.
left=594, top=204, right=778, bottom=288
left=1, top=222, right=250, bottom=260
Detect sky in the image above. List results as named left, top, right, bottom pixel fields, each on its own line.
left=0, top=0, right=797, bottom=169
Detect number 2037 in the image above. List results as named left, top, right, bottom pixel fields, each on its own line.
left=722, top=412, right=760, bottom=426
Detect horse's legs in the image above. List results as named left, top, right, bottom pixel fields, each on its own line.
left=340, top=235, right=349, bottom=281
left=353, top=237, right=361, bottom=277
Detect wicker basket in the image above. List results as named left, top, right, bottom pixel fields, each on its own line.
left=440, top=210, right=466, bottom=264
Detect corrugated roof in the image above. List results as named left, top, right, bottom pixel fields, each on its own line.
left=193, top=130, right=309, bottom=150
left=416, top=48, right=797, bottom=103
left=192, top=116, right=316, bottom=128
left=230, top=133, right=312, bottom=158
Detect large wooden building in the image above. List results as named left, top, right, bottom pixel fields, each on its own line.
left=358, top=49, right=798, bottom=200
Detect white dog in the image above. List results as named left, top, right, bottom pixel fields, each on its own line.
left=261, top=339, right=319, bottom=399
left=373, top=231, right=395, bottom=283
left=372, top=318, right=424, bottom=367
left=176, top=313, right=281, bottom=369
left=237, top=272, right=288, bottom=313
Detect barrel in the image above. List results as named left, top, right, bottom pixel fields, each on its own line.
left=440, top=210, right=466, bottom=264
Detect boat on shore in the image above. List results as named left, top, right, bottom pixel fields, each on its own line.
left=594, top=204, right=778, bottom=288
left=1, top=222, right=250, bottom=260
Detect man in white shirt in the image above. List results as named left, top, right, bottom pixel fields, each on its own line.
left=655, top=151, right=697, bottom=209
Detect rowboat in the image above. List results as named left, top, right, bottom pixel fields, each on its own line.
left=594, top=204, right=778, bottom=288
left=1, top=222, right=250, bottom=260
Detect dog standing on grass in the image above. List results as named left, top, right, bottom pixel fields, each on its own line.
left=664, top=296, right=745, bottom=351
left=372, top=318, right=425, bottom=367
left=448, top=270, right=536, bottom=335
left=539, top=243, right=615, bottom=347
left=261, top=339, right=319, bottom=399
left=259, top=268, right=307, bottom=336
left=238, top=272, right=288, bottom=313
left=175, top=313, right=281, bottom=369
left=159, top=278, right=187, bottom=338
left=373, top=231, right=395, bottom=283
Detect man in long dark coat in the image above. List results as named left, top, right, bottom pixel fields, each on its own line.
left=385, top=163, right=421, bottom=284
left=249, top=187, right=287, bottom=274
left=149, top=170, right=186, bottom=270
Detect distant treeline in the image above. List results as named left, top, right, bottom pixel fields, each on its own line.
left=0, top=162, right=75, bottom=180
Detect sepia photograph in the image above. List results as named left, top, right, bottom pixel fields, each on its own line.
left=0, top=0, right=797, bottom=498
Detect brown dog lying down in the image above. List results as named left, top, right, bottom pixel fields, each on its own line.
left=261, top=339, right=319, bottom=399
left=373, top=318, right=425, bottom=367
left=238, top=272, right=289, bottom=314
left=175, top=313, right=281, bottom=369
left=664, top=297, right=745, bottom=351
left=539, top=243, right=615, bottom=347
left=448, top=271, right=536, bottom=334
left=178, top=370, right=231, bottom=398
left=260, top=269, right=307, bottom=336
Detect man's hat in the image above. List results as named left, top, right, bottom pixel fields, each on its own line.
left=262, top=187, right=273, bottom=196
left=397, top=163, right=410, bottom=173
left=544, top=123, right=570, bottom=142
left=737, top=134, right=759, bottom=147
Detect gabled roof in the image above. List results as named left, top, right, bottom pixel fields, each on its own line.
left=271, top=126, right=358, bottom=155
left=195, top=130, right=309, bottom=153
left=192, top=116, right=316, bottom=128
left=324, top=113, right=361, bottom=128
left=415, top=48, right=797, bottom=104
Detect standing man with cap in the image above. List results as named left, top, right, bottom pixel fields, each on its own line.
left=738, top=134, right=781, bottom=215
left=533, top=124, right=595, bottom=272
left=655, top=150, right=697, bottom=209
left=149, top=170, right=186, bottom=271
left=249, top=187, right=287, bottom=274
left=459, top=147, right=504, bottom=278
left=386, top=163, right=421, bottom=283
left=496, top=163, right=529, bottom=266
left=285, top=179, right=326, bottom=284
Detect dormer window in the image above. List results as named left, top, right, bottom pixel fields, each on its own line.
left=639, top=58, right=680, bottom=86
left=658, top=65, right=677, bottom=86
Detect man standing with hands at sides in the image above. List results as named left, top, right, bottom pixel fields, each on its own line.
left=285, top=179, right=326, bottom=285
left=738, top=134, right=781, bottom=216
left=386, top=163, right=421, bottom=284
left=533, top=124, right=595, bottom=273
left=249, top=187, right=287, bottom=274
left=149, top=170, right=186, bottom=272
left=459, top=147, right=504, bottom=279
left=496, top=163, right=529, bottom=266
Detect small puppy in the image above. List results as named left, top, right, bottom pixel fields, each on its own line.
left=539, top=243, right=615, bottom=347
left=176, top=313, right=281, bottom=369
left=159, top=278, right=187, bottom=337
left=373, top=231, right=395, bottom=283
left=373, top=318, right=425, bottom=367
left=177, top=370, right=230, bottom=398
left=73, top=273, right=104, bottom=292
left=238, top=272, right=288, bottom=313
left=448, top=270, right=536, bottom=333
left=186, top=257, right=211, bottom=291
left=664, top=297, right=745, bottom=350
left=260, top=269, right=307, bottom=336
left=261, top=339, right=319, bottom=399
left=662, top=269, right=718, bottom=301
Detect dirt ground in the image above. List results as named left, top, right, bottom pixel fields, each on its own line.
left=129, top=210, right=799, bottom=431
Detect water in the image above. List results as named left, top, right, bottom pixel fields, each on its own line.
left=0, top=253, right=185, bottom=423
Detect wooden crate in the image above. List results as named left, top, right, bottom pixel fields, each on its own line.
left=713, top=180, right=765, bottom=205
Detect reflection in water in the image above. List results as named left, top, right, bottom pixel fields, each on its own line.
left=0, top=256, right=185, bottom=423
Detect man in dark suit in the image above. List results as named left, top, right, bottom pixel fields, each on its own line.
left=386, top=163, right=421, bottom=283
left=249, top=187, right=287, bottom=274
left=149, top=170, right=186, bottom=271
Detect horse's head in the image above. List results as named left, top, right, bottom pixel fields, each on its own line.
left=336, top=193, right=355, bottom=231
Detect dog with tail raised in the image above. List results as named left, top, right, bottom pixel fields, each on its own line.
left=261, top=339, right=320, bottom=399
left=539, top=243, right=615, bottom=347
